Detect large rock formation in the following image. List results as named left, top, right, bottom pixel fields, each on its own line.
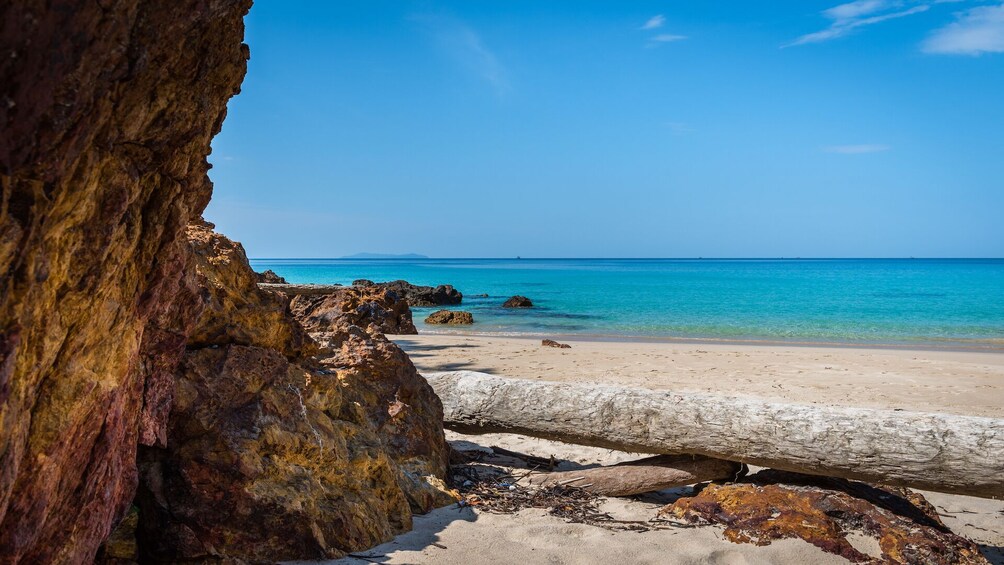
left=133, top=226, right=453, bottom=563
left=353, top=279, right=463, bottom=307
left=289, top=285, right=418, bottom=335
left=1, top=2, right=452, bottom=563
left=0, top=1, right=251, bottom=562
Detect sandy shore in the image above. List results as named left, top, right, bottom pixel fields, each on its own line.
left=394, top=334, right=1004, bottom=417
left=318, top=335, right=1004, bottom=564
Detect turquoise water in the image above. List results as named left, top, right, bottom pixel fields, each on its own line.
left=250, top=258, right=1004, bottom=348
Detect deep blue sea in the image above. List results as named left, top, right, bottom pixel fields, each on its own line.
left=249, top=258, right=1004, bottom=348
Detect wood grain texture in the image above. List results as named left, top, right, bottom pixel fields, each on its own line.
left=426, top=371, right=1004, bottom=498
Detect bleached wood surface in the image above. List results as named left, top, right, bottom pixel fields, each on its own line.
left=426, top=371, right=1004, bottom=498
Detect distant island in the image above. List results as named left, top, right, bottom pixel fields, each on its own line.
left=341, top=252, right=429, bottom=259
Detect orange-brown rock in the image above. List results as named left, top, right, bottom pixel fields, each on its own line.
left=425, top=310, right=475, bottom=325
left=659, top=470, right=988, bottom=564
left=131, top=226, right=453, bottom=562
left=290, top=285, right=418, bottom=335
left=186, top=220, right=315, bottom=357
left=0, top=1, right=251, bottom=562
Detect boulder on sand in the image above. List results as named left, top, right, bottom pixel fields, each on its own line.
left=542, top=339, right=571, bottom=349
left=503, top=295, right=534, bottom=308
left=425, top=310, right=475, bottom=325
left=257, top=269, right=287, bottom=283
left=289, top=285, right=418, bottom=335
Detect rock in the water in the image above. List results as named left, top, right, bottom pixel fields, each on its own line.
left=290, top=285, right=418, bottom=335
left=257, top=269, right=287, bottom=283
left=658, top=470, right=988, bottom=564
left=503, top=295, right=534, bottom=308
left=425, top=310, right=475, bottom=325
left=354, top=279, right=462, bottom=307
left=130, top=225, right=454, bottom=563
left=0, top=1, right=251, bottom=562
left=542, top=339, right=571, bottom=348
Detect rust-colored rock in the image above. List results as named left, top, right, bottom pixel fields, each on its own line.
left=503, top=295, right=534, bottom=308
left=290, top=285, right=418, bottom=335
left=659, top=470, right=988, bottom=564
left=0, top=1, right=251, bottom=562
left=542, top=339, right=571, bottom=348
left=425, top=310, right=475, bottom=325
left=133, top=226, right=453, bottom=562
left=186, top=220, right=315, bottom=357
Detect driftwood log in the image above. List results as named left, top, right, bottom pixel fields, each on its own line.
left=527, top=455, right=744, bottom=496
left=426, top=371, right=1004, bottom=499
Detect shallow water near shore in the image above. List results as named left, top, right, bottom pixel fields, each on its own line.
left=251, top=258, right=1004, bottom=348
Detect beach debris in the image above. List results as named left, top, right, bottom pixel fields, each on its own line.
left=658, top=470, right=989, bottom=564
left=542, top=339, right=571, bottom=348
left=527, top=454, right=744, bottom=497
left=425, top=310, right=475, bottom=325
left=503, top=295, right=534, bottom=308
left=427, top=370, right=1004, bottom=499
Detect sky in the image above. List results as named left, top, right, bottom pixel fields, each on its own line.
left=205, top=0, right=1004, bottom=258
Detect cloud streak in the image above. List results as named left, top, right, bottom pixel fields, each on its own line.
left=824, top=144, right=892, bottom=154
left=415, top=14, right=510, bottom=94
left=786, top=0, right=931, bottom=47
left=922, top=2, right=1004, bottom=54
left=641, top=15, right=665, bottom=30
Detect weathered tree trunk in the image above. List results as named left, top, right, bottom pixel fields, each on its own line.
left=527, top=455, right=744, bottom=496
left=426, top=371, right=1004, bottom=499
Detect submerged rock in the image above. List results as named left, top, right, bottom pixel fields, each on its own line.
left=257, top=269, right=287, bottom=283
left=658, top=470, right=988, bottom=564
left=542, top=339, right=571, bottom=348
left=425, top=310, right=475, bottom=325
left=504, top=295, right=534, bottom=308
left=290, top=285, right=418, bottom=335
left=354, top=279, right=463, bottom=307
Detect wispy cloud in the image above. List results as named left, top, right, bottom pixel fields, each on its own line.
left=641, top=15, right=665, bottom=30
left=665, top=122, right=695, bottom=135
left=824, top=144, right=892, bottom=154
left=650, top=33, right=688, bottom=43
left=786, top=0, right=932, bottom=47
left=414, top=14, right=509, bottom=94
left=922, top=2, right=1004, bottom=54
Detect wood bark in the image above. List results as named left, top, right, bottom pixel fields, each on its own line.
left=425, top=371, right=1004, bottom=499
left=527, top=455, right=744, bottom=496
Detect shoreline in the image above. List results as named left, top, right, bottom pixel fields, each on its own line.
left=412, top=328, right=1004, bottom=354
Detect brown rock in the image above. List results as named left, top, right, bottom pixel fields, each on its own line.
left=355, top=279, right=463, bottom=307
left=290, top=285, right=418, bottom=335
left=425, top=310, right=475, bottom=324
left=542, top=339, right=571, bottom=348
left=503, top=295, right=534, bottom=308
left=658, top=470, right=988, bottom=564
left=0, top=1, right=251, bottom=562
left=257, top=269, right=287, bottom=284
left=132, top=227, right=453, bottom=562
left=186, top=221, right=316, bottom=357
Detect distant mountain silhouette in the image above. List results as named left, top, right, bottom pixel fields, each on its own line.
left=341, top=252, right=429, bottom=259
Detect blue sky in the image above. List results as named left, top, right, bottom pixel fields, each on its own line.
left=205, top=1, right=1004, bottom=258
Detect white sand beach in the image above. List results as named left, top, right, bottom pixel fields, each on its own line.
left=321, top=335, right=1004, bottom=564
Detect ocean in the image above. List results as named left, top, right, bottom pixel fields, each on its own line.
left=249, top=258, right=1004, bottom=348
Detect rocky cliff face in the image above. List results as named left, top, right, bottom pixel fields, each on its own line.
left=1, top=2, right=451, bottom=563
left=0, top=1, right=251, bottom=562
left=133, top=226, right=453, bottom=562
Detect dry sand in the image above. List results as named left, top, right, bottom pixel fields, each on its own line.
left=395, top=334, right=1004, bottom=417
left=318, top=335, right=1004, bottom=564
